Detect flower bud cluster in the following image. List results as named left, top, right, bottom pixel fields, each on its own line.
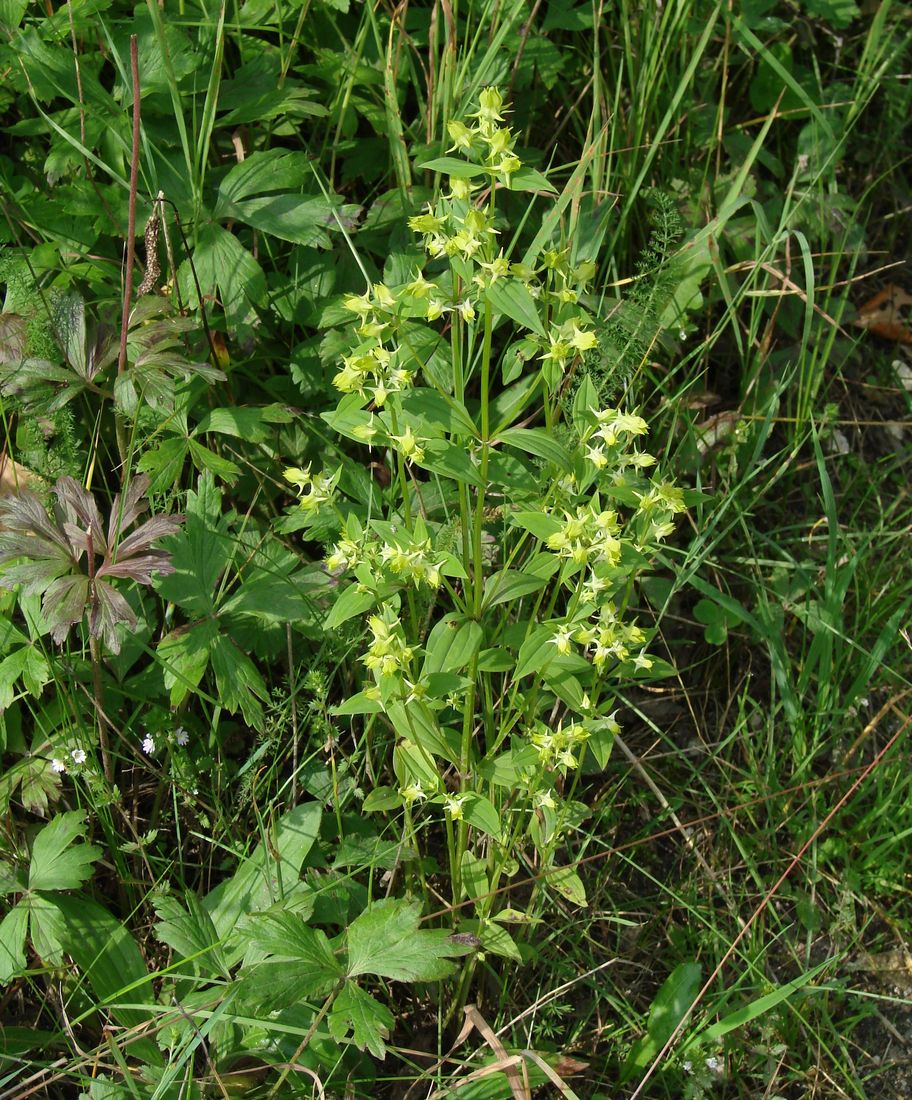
left=362, top=612, right=414, bottom=677
left=282, top=465, right=336, bottom=511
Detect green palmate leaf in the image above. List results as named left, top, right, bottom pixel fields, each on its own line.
left=0, top=904, right=28, bottom=984
left=155, top=474, right=234, bottom=616
left=209, top=633, right=268, bottom=730
left=240, top=912, right=341, bottom=1009
left=329, top=982, right=394, bottom=1060
left=325, top=583, right=377, bottom=629
left=345, top=898, right=467, bottom=982
left=28, top=810, right=101, bottom=892
left=153, top=891, right=228, bottom=979
left=422, top=615, right=483, bottom=675
left=496, top=427, right=572, bottom=471
left=0, top=643, right=51, bottom=711
left=485, top=280, right=546, bottom=336
left=158, top=619, right=217, bottom=707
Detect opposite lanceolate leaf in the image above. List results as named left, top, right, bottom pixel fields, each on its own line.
left=345, top=898, right=469, bottom=982
left=28, top=810, right=101, bottom=892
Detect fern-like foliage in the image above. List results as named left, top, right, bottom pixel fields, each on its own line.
left=582, top=190, right=685, bottom=407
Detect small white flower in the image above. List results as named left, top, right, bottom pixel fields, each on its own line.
left=71, top=748, right=86, bottom=765
left=174, top=727, right=189, bottom=747
left=705, top=1055, right=722, bottom=1073
left=142, top=735, right=156, bottom=755
left=51, top=758, right=66, bottom=774
left=682, top=1060, right=693, bottom=1074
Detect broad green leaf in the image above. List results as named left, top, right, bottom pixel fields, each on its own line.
left=222, top=194, right=342, bottom=248
left=462, top=794, right=502, bottom=842
left=460, top=850, right=488, bottom=904
left=398, top=387, right=476, bottom=438
left=181, top=223, right=266, bottom=331
left=387, top=703, right=460, bottom=764
left=345, top=898, right=465, bottom=982
left=41, top=893, right=160, bottom=1064
left=28, top=810, right=101, bottom=892
left=418, top=439, right=485, bottom=488
left=548, top=866, right=587, bottom=908
left=510, top=511, right=562, bottom=542
left=422, top=616, right=483, bottom=675
left=415, top=156, right=485, bottom=178
left=325, top=583, right=377, bottom=629
left=509, top=166, right=557, bottom=194
left=621, top=961, right=702, bottom=1082
left=0, top=904, right=27, bottom=984
left=485, top=280, right=546, bottom=336
left=362, top=786, right=403, bottom=812
left=477, top=919, right=522, bottom=962
left=482, top=568, right=549, bottom=609
left=203, top=803, right=322, bottom=965
left=331, top=691, right=383, bottom=716
left=216, top=150, right=309, bottom=206
left=514, top=626, right=556, bottom=680
left=194, top=404, right=293, bottom=442
left=329, top=981, right=394, bottom=1059
left=497, top=427, right=571, bottom=471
